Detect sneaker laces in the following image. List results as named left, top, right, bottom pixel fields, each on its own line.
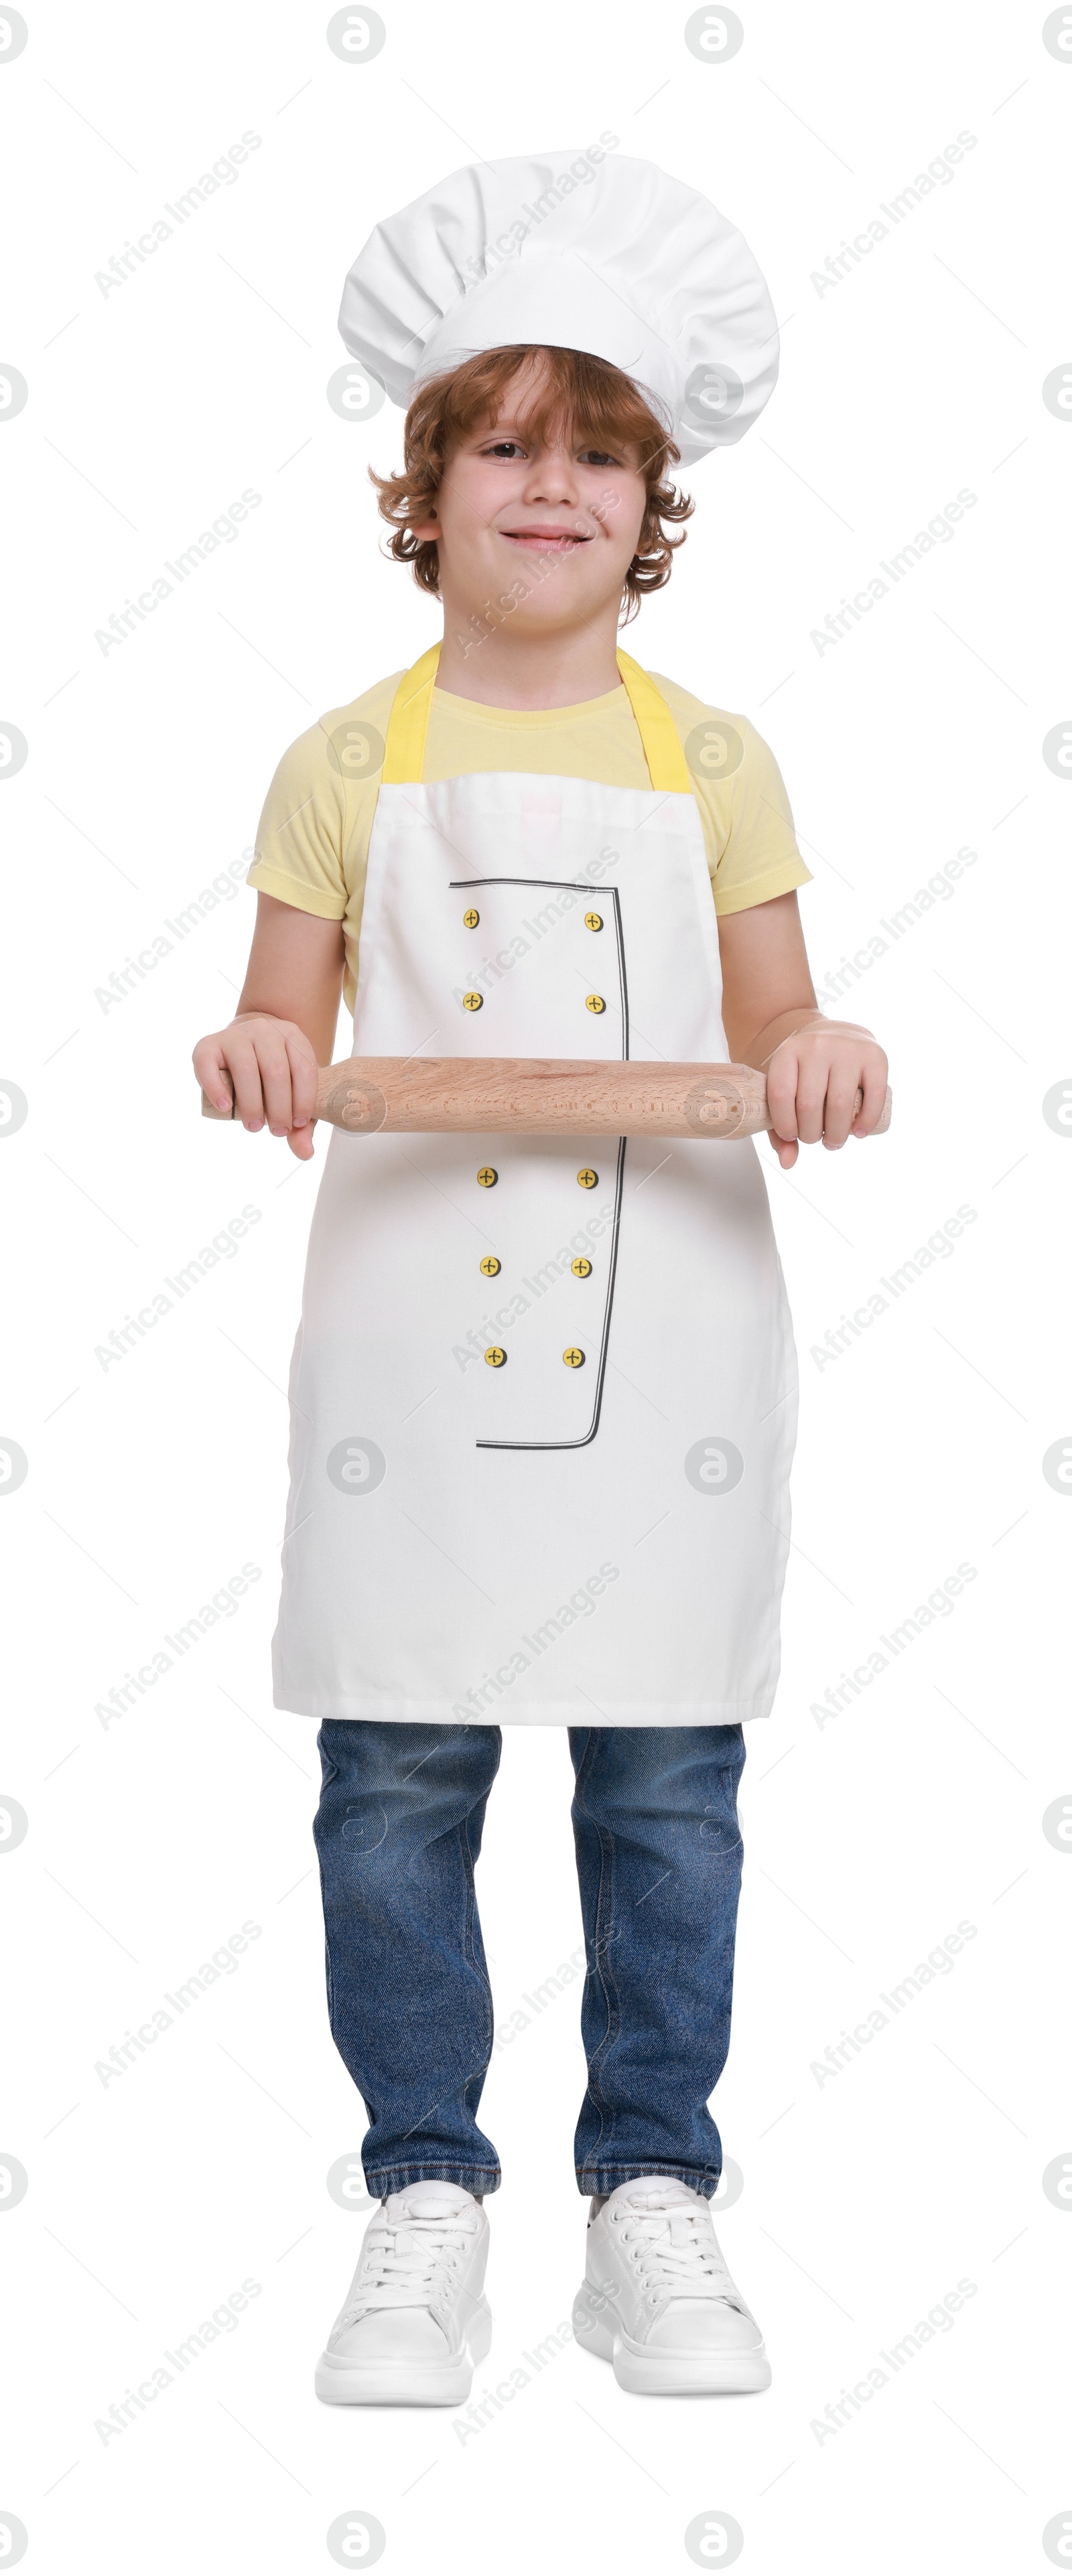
left=341, top=2202, right=477, bottom=2321
left=614, top=2188, right=744, bottom=2308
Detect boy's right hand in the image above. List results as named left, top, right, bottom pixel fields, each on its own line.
left=192, top=1014, right=321, bottom=1160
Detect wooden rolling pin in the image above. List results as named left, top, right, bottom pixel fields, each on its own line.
left=202, top=1056, right=892, bottom=1140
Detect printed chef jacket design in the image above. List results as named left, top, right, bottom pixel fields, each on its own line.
left=271, top=648, right=798, bottom=1727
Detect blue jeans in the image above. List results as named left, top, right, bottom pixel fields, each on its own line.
left=313, top=1720, right=746, bottom=2200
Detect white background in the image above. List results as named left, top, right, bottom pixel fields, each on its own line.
left=1, top=1, right=1067, bottom=2568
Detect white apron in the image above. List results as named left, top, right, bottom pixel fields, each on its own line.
left=271, top=648, right=797, bottom=1726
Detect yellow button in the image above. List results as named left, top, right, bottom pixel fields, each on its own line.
left=477, top=1167, right=498, bottom=1188
left=584, top=911, right=603, bottom=932
left=585, top=993, right=606, bottom=1015
left=462, top=991, right=483, bottom=1011
left=480, top=1255, right=501, bottom=1276
left=463, top=908, right=480, bottom=928
left=484, top=1345, right=507, bottom=1367
left=577, top=1168, right=598, bottom=1188
left=563, top=1347, right=586, bottom=1368
left=571, top=1257, right=592, bottom=1278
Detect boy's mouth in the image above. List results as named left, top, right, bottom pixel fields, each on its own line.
left=499, top=527, right=592, bottom=552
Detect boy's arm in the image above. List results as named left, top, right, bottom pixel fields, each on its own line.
left=192, top=893, right=346, bottom=1160
left=717, top=890, right=888, bottom=1170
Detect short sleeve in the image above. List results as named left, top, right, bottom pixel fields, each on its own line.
left=654, top=676, right=813, bottom=916
left=708, top=717, right=813, bottom=915
left=246, top=722, right=350, bottom=920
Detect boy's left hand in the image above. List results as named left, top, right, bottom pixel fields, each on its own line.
left=763, top=1020, right=889, bottom=1170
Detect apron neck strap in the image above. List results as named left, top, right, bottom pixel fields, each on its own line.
left=614, top=651, right=691, bottom=792
left=382, top=642, right=442, bottom=784
left=381, top=639, right=691, bottom=792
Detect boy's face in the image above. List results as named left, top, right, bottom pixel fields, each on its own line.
left=413, top=358, right=650, bottom=640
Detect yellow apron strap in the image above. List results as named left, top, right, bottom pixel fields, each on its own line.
left=382, top=641, right=442, bottom=784
left=616, top=650, right=692, bottom=794
left=382, top=639, right=690, bottom=792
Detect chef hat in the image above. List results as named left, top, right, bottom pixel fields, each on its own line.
left=338, top=149, right=779, bottom=466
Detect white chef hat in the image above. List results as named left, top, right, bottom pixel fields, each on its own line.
left=338, top=149, right=779, bottom=466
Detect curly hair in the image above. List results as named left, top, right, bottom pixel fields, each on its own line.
left=368, top=344, right=693, bottom=622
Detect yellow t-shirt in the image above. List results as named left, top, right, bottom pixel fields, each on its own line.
left=247, top=669, right=811, bottom=1016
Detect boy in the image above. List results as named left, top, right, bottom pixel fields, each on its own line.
left=194, top=151, right=887, bottom=2406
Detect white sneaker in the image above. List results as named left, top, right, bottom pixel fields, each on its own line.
left=573, top=2176, right=771, bottom=2395
left=316, top=2181, right=492, bottom=2406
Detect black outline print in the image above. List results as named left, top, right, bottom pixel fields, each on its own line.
left=448, top=876, right=628, bottom=1452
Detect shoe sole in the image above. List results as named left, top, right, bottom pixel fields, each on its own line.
left=572, top=2283, right=771, bottom=2395
left=315, top=2296, right=492, bottom=2406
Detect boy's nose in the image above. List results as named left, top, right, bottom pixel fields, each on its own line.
left=520, top=450, right=582, bottom=505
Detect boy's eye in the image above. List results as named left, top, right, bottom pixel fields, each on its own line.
left=578, top=448, right=618, bottom=468
left=485, top=440, right=525, bottom=458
